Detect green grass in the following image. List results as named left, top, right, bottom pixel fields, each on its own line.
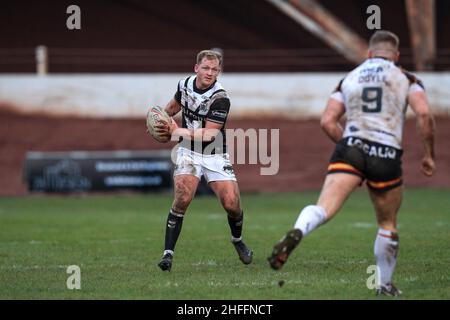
left=0, top=189, right=449, bottom=299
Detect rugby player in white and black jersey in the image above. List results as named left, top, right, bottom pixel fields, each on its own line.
left=154, top=50, right=253, bottom=271
left=268, top=31, right=436, bottom=296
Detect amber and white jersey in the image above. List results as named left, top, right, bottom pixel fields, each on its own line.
left=330, top=57, right=424, bottom=149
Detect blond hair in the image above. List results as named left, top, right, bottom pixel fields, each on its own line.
left=196, top=50, right=223, bottom=66
left=369, top=30, right=399, bottom=51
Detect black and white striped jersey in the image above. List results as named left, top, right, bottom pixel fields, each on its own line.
left=174, top=75, right=230, bottom=154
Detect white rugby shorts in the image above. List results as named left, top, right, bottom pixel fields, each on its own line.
left=174, top=147, right=236, bottom=182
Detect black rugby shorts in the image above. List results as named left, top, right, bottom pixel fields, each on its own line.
left=328, top=136, right=403, bottom=191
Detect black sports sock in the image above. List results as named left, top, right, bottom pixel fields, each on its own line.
left=227, top=211, right=243, bottom=240
left=164, top=209, right=184, bottom=252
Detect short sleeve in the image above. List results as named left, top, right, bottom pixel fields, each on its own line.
left=403, top=71, right=425, bottom=95
left=206, top=98, right=230, bottom=124
left=330, top=91, right=344, bottom=102
left=174, top=82, right=182, bottom=104
left=409, top=78, right=425, bottom=95
left=330, top=78, right=344, bottom=102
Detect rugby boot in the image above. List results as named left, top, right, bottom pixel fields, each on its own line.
left=268, top=228, right=303, bottom=270
left=376, top=283, right=402, bottom=297
left=232, top=240, right=253, bottom=265
left=158, top=252, right=173, bottom=272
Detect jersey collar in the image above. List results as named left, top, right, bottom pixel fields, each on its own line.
left=371, top=56, right=392, bottom=62
left=193, top=76, right=216, bottom=94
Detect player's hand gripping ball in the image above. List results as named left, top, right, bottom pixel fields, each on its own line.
left=146, top=106, right=172, bottom=143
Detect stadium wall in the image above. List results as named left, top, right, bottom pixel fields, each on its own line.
left=1, top=73, right=450, bottom=118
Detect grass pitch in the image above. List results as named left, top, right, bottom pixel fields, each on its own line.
left=0, top=189, right=449, bottom=299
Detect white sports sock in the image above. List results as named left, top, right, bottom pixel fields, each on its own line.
left=231, top=236, right=242, bottom=243
left=374, top=228, right=399, bottom=287
left=163, top=250, right=174, bottom=256
left=293, top=205, right=327, bottom=236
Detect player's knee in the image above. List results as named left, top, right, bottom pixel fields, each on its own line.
left=173, top=194, right=192, bottom=213
left=222, top=198, right=241, bottom=216
left=173, top=180, right=196, bottom=211
left=172, top=203, right=187, bottom=214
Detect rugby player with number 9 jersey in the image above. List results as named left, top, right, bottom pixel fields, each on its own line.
left=268, top=30, right=436, bottom=297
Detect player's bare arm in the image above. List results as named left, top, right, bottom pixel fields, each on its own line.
left=171, top=120, right=222, bottom=142
left=154, top=119, right=221, bottom=142
left=164, top=98, right=182, bottom=117
left=408, top=90, right=436, bottom=176
left=320, top=97, right=346, bottom=143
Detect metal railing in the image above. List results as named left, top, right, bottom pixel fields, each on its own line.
left=1, top=46, right=450, bottom=73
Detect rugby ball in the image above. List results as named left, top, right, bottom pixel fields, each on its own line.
left=146, top=106, right=171, bottom=143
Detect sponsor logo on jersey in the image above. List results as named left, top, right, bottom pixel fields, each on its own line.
left=211, top=110, right=228, bottom=118
left=198, top=101, right=209, bottom=113
left=183, top=107, right=206, bottom=121
left=359, top=66, right=383, bottom=74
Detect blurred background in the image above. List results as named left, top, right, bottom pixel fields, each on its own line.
left=1, top=0, right=449, bottom=196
